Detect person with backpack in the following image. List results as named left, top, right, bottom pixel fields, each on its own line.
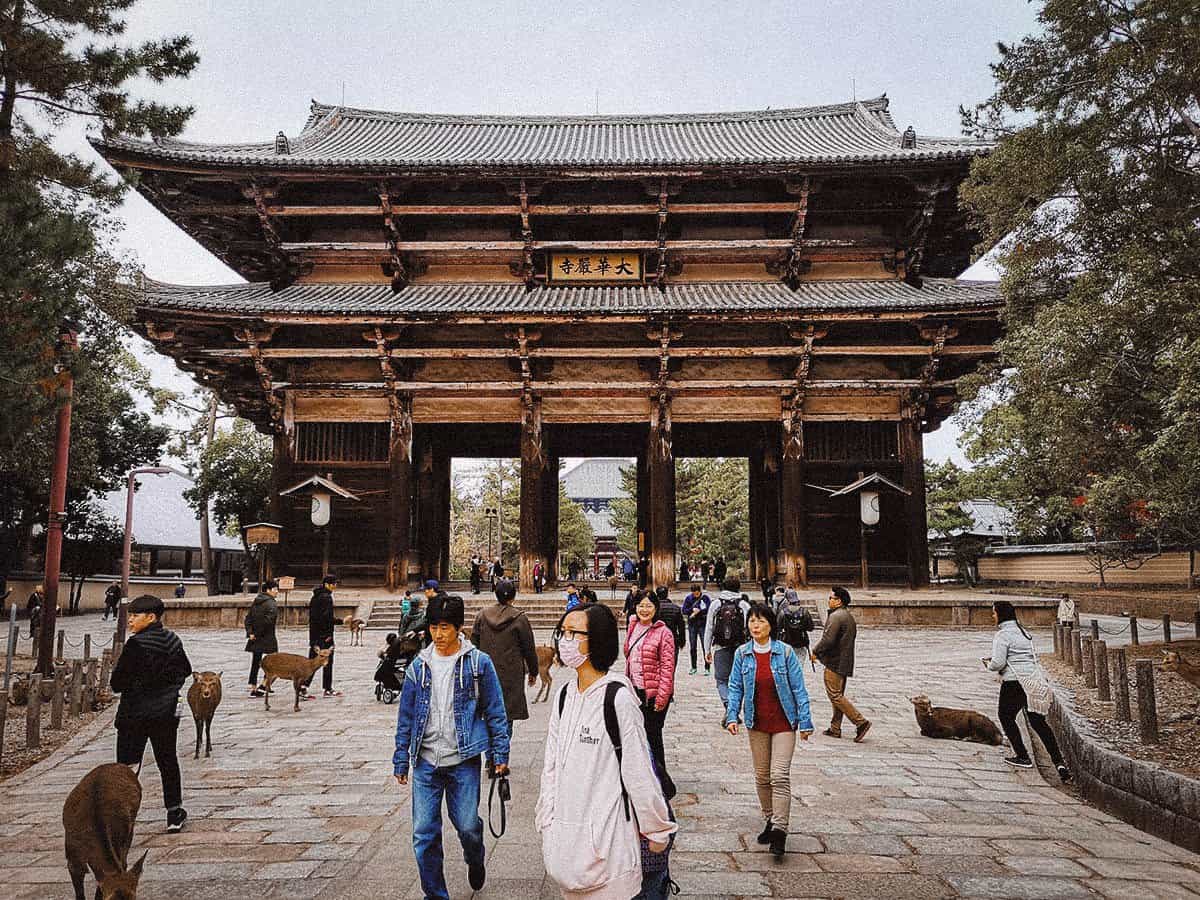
left=811, top=586, right=871, bottom=742
left=625, top=590, right=678, bottom=800
left=538, top=603, right=676, bottom=900
left=724, top=602, right=813, bottom=859
left=393, top=594, right=510, bottom=899
left=773, top=583, right=815, bottom=664
left=680, top=583, right=712, bottom=675
left=653, top=586, right=686, bottom=663
left=564, top=583, right=582, bottom=613
left=704, top=577, right=751, bottom=720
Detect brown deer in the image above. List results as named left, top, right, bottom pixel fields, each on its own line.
left=346, top=616, right=367, bottom=646
left=1162, top=650, right=1200, bottom=719
left=260, top=648, right=333, bottom=711
left=531, top=645, right=557, bottom=704
left=910, top=695, right=1003, bottom=745
left=63, top=763, right=148, bottom=900
left=187, top=671, right=223, bottom=759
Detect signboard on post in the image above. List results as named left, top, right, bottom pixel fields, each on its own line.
left=548, top=252, right=642, bottom=283
left=276, top=576, right=295, bottom=592
left=244, top=523, right=282, bottom=545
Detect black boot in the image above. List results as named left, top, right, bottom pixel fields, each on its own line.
left=756, top=820, right=773, bottom=845
left=769, top=827, right=786, bottom=859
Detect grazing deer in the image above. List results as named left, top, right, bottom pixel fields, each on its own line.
left=63, top=763, right=148, bottom=900
left=186, top=671, right=223, bottom=759
left=1162, top=650, right=1200, bottom=719
left=531, top=645, right=557, bottom=704
left=346, top=616, right=367, bottom=646
left=910, top=695, right=1003, bottom=745
left=260, top=648, right=333, bottom=711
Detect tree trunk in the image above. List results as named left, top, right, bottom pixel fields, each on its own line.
left=198, top=394, right=218, bottom=595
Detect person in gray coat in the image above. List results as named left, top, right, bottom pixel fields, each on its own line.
left=245, top=579, right=279, bottom=697
left=470, top=579, right=539, bottom=736
left=811, top=586, right=871, bottom=742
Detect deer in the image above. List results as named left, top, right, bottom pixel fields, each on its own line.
left=186, top=671, right=223, bottom=759
left=531, top=645, right=558, bottom=704
left=1161, top=650, right=1200, bottom=720
left=63, top=763, right=148, bottom=900
left=910, top=695, right=1003, bottom=745
left=346, top=616, right=367, bottom=646
left=260, top=648, right=333, bottom=711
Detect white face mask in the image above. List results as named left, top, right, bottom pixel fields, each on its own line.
left=558, top=634, right=588, bottom=669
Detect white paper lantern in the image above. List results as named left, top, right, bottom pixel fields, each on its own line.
left=311, top=491, right=331, bottom=527
left=860, top=490, right=880, bottom=526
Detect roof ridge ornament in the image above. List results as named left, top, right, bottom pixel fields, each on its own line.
left=901, top=126, right=917, bottom=149
left=274, top=131, right=290, bottom=154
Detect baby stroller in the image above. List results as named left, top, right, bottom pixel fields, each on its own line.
left=373, top=632, right=421, bottom=704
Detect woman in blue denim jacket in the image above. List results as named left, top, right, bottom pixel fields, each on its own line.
left=393, top=595, right=510, bottom=900
left=724, top=602, right=813, bottom=858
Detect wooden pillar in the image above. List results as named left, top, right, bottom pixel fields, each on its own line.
left=415, top=430, right=439, bottom=582
left=762, top=432, right=781, bottom=583
left=646, top=396, right=676, bottom=588
left=779, top=417, right=808, bottom=587
left=269, top=432, right=293, bottom=580
left=899, top=410, right=930, bottom=589
left=386, top=395, right=413, bottom=591
left=747, top=448, right=762, bottom=581
left=540, top=455, right=560, bottom=587
left=519, top=398, right=548, bottom=593
left=636, top=452, right=650, bottom=576
left=434, top=451, right=451, bottom=582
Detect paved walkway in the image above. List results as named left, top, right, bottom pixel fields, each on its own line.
left=1, top=613, right=1199, bottom=898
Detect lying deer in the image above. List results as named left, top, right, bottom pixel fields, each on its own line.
left=63, top=763, right=147, bottom=900
left=1162, top=650, right=1200, bottom=719
left=187, top=671, right=223, bottom=759
left=531, top=645, right=557, bottom=704
left=346, top=616, right=367, bottom=646
left=260, top=648, right=333, bottom=711
left=910, top=695, right=1003, bottom=745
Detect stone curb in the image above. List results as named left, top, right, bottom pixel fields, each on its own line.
left=1046, top=679, right=1200, bottom=853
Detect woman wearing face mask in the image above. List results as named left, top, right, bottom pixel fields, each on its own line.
left=537, top=603, right=677, bottom=900
left=624, top=589, right=677, bottom=800
left=724, top=602, right=813, bottom=859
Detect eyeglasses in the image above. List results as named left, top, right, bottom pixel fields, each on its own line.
left=554, top=627, right=589, bottom=642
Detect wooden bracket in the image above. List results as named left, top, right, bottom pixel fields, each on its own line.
left=782, top=176, right=812, bottom=289
left=908, top=322, right=956, bottom=426
left=244, top=181, right=304, bottom=291
left=378, top=182, right=408, bottom=292
left=902, top=176, right=952, bottom=286
left=233, top=325, right=284, bottom=433
left=782, top=324, right=827, bottom=459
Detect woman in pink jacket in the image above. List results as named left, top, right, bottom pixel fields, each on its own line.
left=624, top=589, right=677, bottom=799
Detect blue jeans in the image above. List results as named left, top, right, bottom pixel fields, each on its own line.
left=712, top=646, right=735, bottom=706
left=411, top=756, right=485, bottom=900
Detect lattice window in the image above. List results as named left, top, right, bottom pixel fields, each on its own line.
left=295, top=422, right=390, bottom=463
left=804, top=422, right=899, bottom=461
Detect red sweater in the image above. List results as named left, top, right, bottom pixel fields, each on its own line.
left=753, top=649, right=791, bottom=734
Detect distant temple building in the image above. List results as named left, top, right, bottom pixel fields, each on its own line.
left=560, top=458, right=631, bottom=566
left=93, top=94, right=1001, bottom=590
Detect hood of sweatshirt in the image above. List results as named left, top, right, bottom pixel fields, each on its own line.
left=480, top=603, right=522, bottom=631
left=717, top=589, right=743, bottom=603
left=418, top=633, right=475, bottom=669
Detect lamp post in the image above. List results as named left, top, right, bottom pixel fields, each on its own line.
left=484, top=506, right=498, bottom=561
left=37, top=324, right=77, bottom=675
left=118, top=466, right=175, bottom=643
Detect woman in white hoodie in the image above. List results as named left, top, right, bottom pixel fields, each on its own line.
left=537, top=603, right=677, bottom=900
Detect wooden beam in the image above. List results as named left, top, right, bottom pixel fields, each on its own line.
left=783, top=177, right=812, bottom=288
left=378, top=184, right=408, bottom=291
left=277, top=238, right=864, bottom=252
left=176, top=200, right=826, bottom=217
left=275, top=377, right=939, bottom=395
left=233, top=326, right=284, bottom=433
left=243, top=182, right=302, bottom=291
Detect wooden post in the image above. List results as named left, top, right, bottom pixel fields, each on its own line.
left=539, top=454, right=560, bottom=588
left=386, top=395, right=413, bottom=592
left=1072, top=629, right=1084, bottom=675
left=1052, top=624, right=1061, bottom=658
left=1162, top=615, right=1172, bottom=643
left=779, top=434, right=807, bottom=587
left=1113, top=647, right=1131, bottom=722
left=1195, top=610, right=1200, bottom=639
left=761, top=437, right=781, bottom=582
left=83, top=659, right=97, bottom=713
left=899, top=410, right=930, bottom=589
left=746, top=447, right=763, bottom=581
left=646, top=398, right=677, bottom=588
left=415, top=431, right=439, bottom=582
left=56, top=629, right=64, bottom=662
left=83, top=634, right=91, bottom=660
left=25, top=676, right=42, bottom=749
left=0, top=690, right=7, bottom=769
left=1082, top=636, right=1096, bottom=688
left=1130, top=616, right=1139, bottom=645
left=98, top=650, right=112, bottom=700
left=68, top=659, right=83, bottom=718
left=519, top=396, right=547, bottom=593
left=1090, top=619, right=1099, bottom=641
left=1095, top=640, right=1111, bottom=702
left=1135, top=659, right=1158, bottom=743
left=269, top=431, right=294, bottom=584
left=50, top=666, right=65, bottom=729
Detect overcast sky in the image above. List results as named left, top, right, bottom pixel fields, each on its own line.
left=92, top=0, right=1038, bottom=464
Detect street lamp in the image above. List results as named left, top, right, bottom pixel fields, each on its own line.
left=118, top=466, right=176, bottom=643
left=484, top=506, right=498, bottom=561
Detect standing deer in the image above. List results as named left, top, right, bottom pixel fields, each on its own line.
left=63, top=763, right=148, bottom=900
left=187, top=671, right=223, bottom=759
left=260, top=647, right=333, bottom=711
left=531, top=645, right=557, bottom=703
left=1162, top=650, right=1200, bottom=719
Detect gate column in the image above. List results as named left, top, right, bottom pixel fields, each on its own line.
left=540, top=454, right=560, bottom=587
left=519, top=397, right=548, bottom=592
left=415, top=429, right=450, bottom=582
left=779, top=412, right=808, bottom=587
left=901, top=406, right=930, bottom=589
left=386, top=395, right=413, bottom=591
left=646, top=394, right=677, bottom=588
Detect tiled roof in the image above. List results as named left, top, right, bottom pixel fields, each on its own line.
left=137, top=278, right=1002, bottom=318
left=93, top=96, right=990, bottom=170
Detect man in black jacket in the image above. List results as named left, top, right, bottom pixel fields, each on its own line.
left=304, top=573, right=341, bottom=697
left=110, top=594, right=193, bottom=832
left=654, top=586, right=686, bottom=663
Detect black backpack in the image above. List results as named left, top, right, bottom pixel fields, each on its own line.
left=779, top=601, right=814, bottom=648
left=712, top=597, right=746, bottom=648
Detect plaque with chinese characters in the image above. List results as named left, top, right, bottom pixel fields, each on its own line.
left=548, top=252, right=642, bottom=283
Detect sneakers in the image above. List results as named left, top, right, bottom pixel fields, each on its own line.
left=1057, top=764, right=1072, bottom=783
left=769, top=828, right=787, bottom=859
left=704, top=667, right=711, bottom=675
left=689, top=667, right=697, bottom=675
left=756, top=820, right=773, bottom=845
left=468, top=860, right=486, bottom=891
left=1005, top=755, right=1034, bottom=769
left=249, top=688, right=264, bottom=698
left=166, top=808, right=188, bottom=833
left=323, top=689, right=342, bottom=698
left=853, top=720, right=872, bottom=743
left=822, top=728, right=841, bottom=739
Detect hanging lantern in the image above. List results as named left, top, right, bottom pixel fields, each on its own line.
left=311, top=491, right=331, bottom=527
left=860, top=490, right=881, bottom=527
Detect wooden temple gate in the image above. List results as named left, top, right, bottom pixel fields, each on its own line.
left=94, top=95, right=1002, bottom=591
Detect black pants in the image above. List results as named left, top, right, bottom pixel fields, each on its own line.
left=688, top=620, right=708, bottom=670
left=998, top=680, right=1063, bottom=766
left=116, top=717, right=182, bottom=810
left=248, top=651, right=264, bottom=686
left=305, top=645, right=334, bottom=692
left=636, top=690, right=676, bottom=800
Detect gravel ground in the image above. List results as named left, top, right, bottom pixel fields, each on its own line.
left=1043, top=639, right=1200, bottom=778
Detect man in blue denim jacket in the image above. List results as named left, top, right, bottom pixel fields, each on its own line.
left=394, top=594, right=510, bottom=900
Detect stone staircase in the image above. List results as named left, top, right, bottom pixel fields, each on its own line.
left=365, top=587, right=628, bottom=632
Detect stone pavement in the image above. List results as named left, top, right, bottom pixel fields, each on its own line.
left=1, top=614, right=1199, bottom=898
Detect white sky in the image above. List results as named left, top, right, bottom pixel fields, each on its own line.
left=82, top=0, right=1037, bottom=465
